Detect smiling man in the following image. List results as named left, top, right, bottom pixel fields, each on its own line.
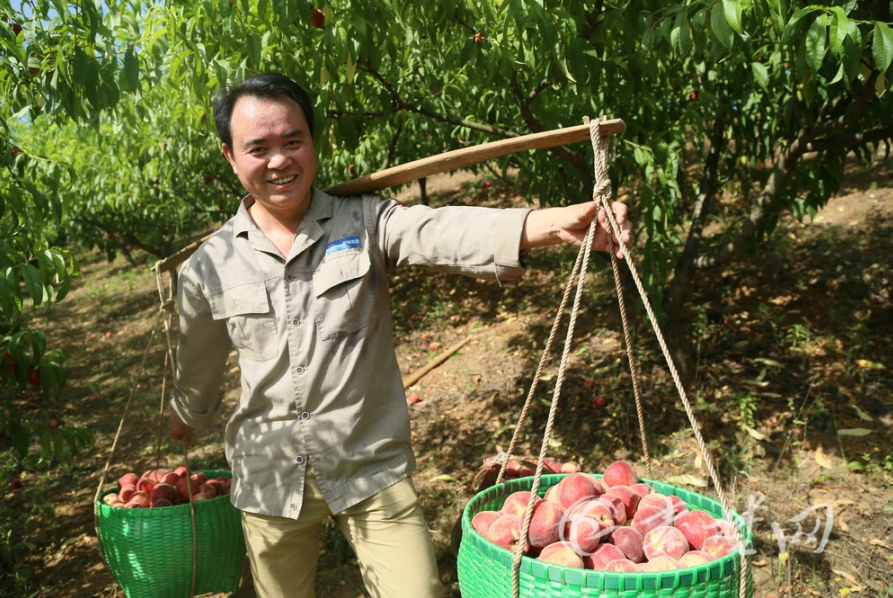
left=168, top=72, right=629, bottom=598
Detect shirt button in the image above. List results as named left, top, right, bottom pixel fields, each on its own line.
left=289, top=502, right=297, bottom=510
left=300, top=412, right=310, bottom=420
left=295, top=366, right=305, bottom=375
left=286, top=274, right=295, bottom=281
left=291, top=318, right=299, bottom=326
left=294, top=455, right=305, bottom=465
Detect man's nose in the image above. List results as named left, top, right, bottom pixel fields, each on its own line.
left=267, top=151, right=290, bottom=169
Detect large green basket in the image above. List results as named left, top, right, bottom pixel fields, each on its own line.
left=95, top=469, right=246, bottom=598
left=458, top=474, right=753, bottom=598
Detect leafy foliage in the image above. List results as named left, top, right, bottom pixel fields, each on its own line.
left=1, top=0, right=892, bottom=459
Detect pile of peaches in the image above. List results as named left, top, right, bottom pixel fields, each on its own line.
left=101, top=466, right=232, bottom=509
left=470, top=460, right=742, bottom=572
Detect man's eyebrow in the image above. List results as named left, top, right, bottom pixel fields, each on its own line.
left=242, top=129, right=305, bottom=148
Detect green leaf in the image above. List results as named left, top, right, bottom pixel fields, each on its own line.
left=21, top=264, right=44, bottom=308
left=121, top=46, right=140, bottom=94
left=665, top=474, right=708, bottom=488
left=711, top=4, right=735, bottom=49
left=671, top=12, right=691, bottom=54
left=751, top=61, right=769, bottom=90
left=745, top=425, right=769, bottom=441
left=805, top=14, right=827, bottom=72
left=873, top=22, right=893, bottom=74
left=837, top=428, right=873, bottom=437
left=850, top=405, right=874, bottom=422
left=723, top=0, right=743, bottom=34
left=828, top=7, right=849, bottom=56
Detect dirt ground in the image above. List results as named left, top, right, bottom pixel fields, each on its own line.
left=2, top=163, right=892, bottom=598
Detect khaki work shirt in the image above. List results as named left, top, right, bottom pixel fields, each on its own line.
left=171, top=188, right=531, bottom=518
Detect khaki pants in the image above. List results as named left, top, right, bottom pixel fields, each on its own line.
left=241, top=467, right=445, bottom=598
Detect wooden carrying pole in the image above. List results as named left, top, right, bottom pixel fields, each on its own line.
left=153, top=118, right=626, bottom=274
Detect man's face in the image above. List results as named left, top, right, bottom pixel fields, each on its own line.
left=222, top=94, right=318, bottom=220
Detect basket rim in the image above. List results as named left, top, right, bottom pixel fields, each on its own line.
left=96, top=468, right=233, bottom=516
left=460, top=473, right=753, bottom=590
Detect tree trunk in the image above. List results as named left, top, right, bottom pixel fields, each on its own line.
left=659, top=109, right=727, bottom=389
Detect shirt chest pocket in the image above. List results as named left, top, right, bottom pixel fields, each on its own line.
left=313, top=251, right=381, bottom=340
left=209, top=282, right=278, bottom=362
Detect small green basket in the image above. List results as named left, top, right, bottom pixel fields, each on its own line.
left=95, top=469, right=246, bottom=598
left=458, top=474, right=753, bottom=598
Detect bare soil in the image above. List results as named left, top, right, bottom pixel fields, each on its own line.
left=2, top=164, right=892, bottom=598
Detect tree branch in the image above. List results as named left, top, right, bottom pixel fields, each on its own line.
left=663, top=104, right=726, bottom=313
left=694, top=73, right=882, bottom=269
left=509, top=72, right=593, bottom=193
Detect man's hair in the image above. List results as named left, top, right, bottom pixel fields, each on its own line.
left=212, top=72, right=315, bottom=147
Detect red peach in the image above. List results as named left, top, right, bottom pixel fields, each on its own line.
left=604, top=485, right=640, bottom=520
left=173, top=465, right=188, bottom=477
left=529, top=499, right=564, bottom=548
left=611, top=526, right=646, bottom=563
left=176, top=475, right=202, bottom=501
left=486, top=514, right=522, bottom=551
left=161, top=472, right=180, bottom=486
left=603, top=460, right=639, bottom=487
left=538, top=541, right=584, bottom=568
left=151, top=498, right=173, bottom=508
left=191, top=472, right=208, bottom=485
left=219, top=480, right=232, bottom=495
left=678, top=550, right=713, bottom=568
left=643, top=525, right=689, bottom=561
left=136, top=477, right=156, bottom=495
left=118, top=484, right=137, bottom=503
left=149, top=482, right=178, bottom=505
left=552, top=473, right=599, bottom=511
left=471, top=511, right=501, bottom=537
left=199, top=483, right=218, bottom=498
left=102, top=493, right=119, bottom=506
left=566, top=499, right=614, bottom=531
left=604, top=558, right=639, bottom=572
left=117, top=472, right=139, bottom=491
left=191, top=492, right=210, bottom=503
left=639, top=555, right=681, bottom=571
left=674, top=509, right=719, bottom=550
left=560, top=461, right=581, bottom=474
left=584, top=543, right=626, bottom=570
left=565, top=513, right=603, bottom=555
left=541, top=458, right=562, bottom=474
left=632, top=503, right=676, bottom=536
left=701, top=535, right=738, bottom=559
left=501, top=490, right=533, bottom=518
left=631, top=483, right=654, bottom=497
left=127, top=491, right=150, bottom=508
left=714, top=518, right=736, bottom=537
left=597, top=493, right=627, bottom=525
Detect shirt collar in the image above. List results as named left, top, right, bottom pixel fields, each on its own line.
left=232, top=187, right=334, bottom=239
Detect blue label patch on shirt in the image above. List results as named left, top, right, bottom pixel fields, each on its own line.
left=326, top=235, right=361, bottom=254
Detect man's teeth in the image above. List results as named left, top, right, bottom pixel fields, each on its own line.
left=272, top=175, right=296, bottom=184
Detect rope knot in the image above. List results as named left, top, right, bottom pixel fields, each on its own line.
left=159, top=299, right=176, bottom=313
left=593, top=178, right=612, bottom=200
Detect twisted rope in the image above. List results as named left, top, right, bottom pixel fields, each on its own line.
left=588, top=118, right=653, bottom=481
left=586, top=119, right=750, bottom=597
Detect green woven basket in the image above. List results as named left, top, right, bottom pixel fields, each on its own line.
left=458, top=474, right=753, bottom=598
left=96, top=469, right=246, bottom=598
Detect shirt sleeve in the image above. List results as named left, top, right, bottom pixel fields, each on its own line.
left=170, top=257, right=232, bottom=430
left=370, top=196, right=531, bottom=285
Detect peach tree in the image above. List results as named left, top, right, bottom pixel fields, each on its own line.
left=2, top=0, right=892, bottom=455
left=119, top=0, right=891, bottom=382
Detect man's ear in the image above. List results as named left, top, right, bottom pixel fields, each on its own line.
left=221, top=143, right=238, bottom=174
